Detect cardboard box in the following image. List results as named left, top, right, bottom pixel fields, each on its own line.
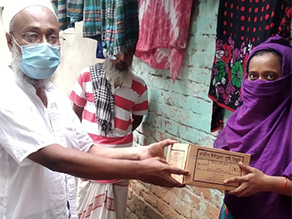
left=166, top=143, right=251, bottom=190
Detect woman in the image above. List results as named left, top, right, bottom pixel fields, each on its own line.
left=214, top=34, right=292, bottom=219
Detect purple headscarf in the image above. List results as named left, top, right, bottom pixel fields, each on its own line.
left=214, top=34, right=292, bottom=218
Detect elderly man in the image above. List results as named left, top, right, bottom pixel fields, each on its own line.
left=70, top=42, right=148, bottom=218
left=0, top=1, right=188, bottom=218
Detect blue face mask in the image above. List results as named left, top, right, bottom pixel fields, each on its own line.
left=15, top=40, right=61, bottom=79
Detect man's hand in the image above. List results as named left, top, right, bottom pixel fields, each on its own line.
left=28, top=143, right=189, bottom=187
left=136, top=139, right=189, bottom=187
left=138, top=139, right=176, bottom=160
left=137, top=157, right=189, bottom=187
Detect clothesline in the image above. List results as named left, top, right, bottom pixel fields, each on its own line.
left=54, top=0, right=139, bottom=56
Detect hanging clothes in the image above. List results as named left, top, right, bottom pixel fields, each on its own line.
left=83, top=0, right=139, bottom=55
left=58, top=0, right=68, bottom=29
left=58, top=0, right=84, bottom=30
left=135, top=0, right=193, bottom=82
left=82, top=0, right=101, bottom=38
left=208, top=0, right=291, bottom=131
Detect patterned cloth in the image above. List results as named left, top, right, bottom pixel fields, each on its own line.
left=208, top=0, right=291, bottom=131
left=67, top=0, right=84, bottom=24
left=57, top=0, right=68, bottom=30
left=77, top=179, right=129, bottom=219
left=218, top=204, right=236, bottom=219
left=58, top=0, right=84, bottom=30
left=82, top=0, right=102, bottom=38
left=83, top=0, right=139, bottom=55
left=89, top=63, right=115, bottom=135
left=135, top=0, right=193, bottom=81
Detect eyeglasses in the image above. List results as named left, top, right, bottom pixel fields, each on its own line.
left=21, top=32, right=65, bottom=45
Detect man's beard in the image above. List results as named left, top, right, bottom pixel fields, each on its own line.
left=103, top=59, right=131, bottom=86
left=11, top=42, right=55, bottom=88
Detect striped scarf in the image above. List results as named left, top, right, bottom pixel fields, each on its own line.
left=89, top=63, right=115, bottom=135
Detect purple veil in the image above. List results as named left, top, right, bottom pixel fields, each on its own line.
left=214, top=34, right=292, bottom=218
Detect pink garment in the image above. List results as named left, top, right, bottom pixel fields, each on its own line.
left=135, top=0, right=193, bottom=81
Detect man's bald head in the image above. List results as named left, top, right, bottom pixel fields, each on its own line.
left=9, top=6, right=59, bottom=35
left=5, top=5, right=60, bottom=53
left=2, top=0, right=57, bottom=33
left=4, top=2, right=60, bottom=88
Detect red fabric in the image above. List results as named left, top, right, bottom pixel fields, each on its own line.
left=135, top=0, right=193, bottom=81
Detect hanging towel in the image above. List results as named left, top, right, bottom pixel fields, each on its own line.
left=58, top=0, right=68, bottom=30
left=83, top=0, right=102, bottom=38
left=58, top=0, right=83, bottom=30
left=135, top=0, right=193, bottom=82
left=67, top=0, right=83, bottom=23
left=83, top=0, right=139, bottom=55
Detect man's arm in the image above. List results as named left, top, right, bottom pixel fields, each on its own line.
left=28, top=144, right=139, bottom=180
left=88, top=138, right=171, bottom=160
left=27, top=141, right=189, bottom=187
left=72, top=103, right=84, bottom=121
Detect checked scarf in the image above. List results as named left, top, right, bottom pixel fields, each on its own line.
left=89, top=63, right=115, bottom=135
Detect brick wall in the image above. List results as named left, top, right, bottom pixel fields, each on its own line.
left=127, top=0, right=222, bottom=218
left=127, top=181, right=222, bottom=219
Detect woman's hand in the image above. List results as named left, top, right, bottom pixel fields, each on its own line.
left=224, top=162, right=268, bottom=197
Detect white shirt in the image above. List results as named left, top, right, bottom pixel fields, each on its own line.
left=0, top=67, right=93, bottom=219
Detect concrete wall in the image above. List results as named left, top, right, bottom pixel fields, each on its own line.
left=53, top=24, right=98, bottom=96
left=132, top=1, right=218, bottom=146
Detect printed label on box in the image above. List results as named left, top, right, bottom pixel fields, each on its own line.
left=167, top=143, right=251, bottom=191
left=190, top=148, right=247, bottom=188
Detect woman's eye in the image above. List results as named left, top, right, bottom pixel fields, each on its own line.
left=266, top=74, right=276, bottom=81
left=248, top=73, right=258, bottom=80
